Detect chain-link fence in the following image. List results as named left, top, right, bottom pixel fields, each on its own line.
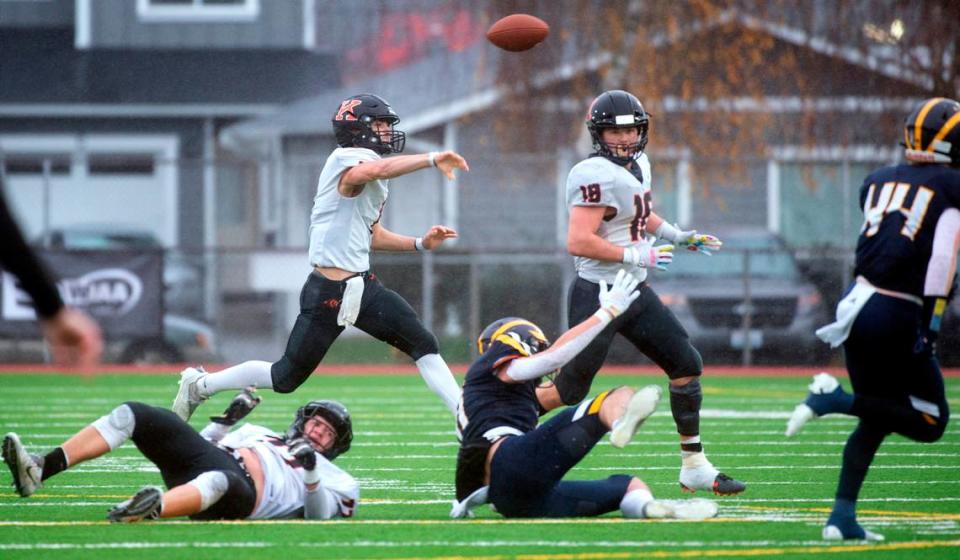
left=3, top=150, right=957, bottom=367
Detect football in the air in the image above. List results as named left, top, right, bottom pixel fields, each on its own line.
left=486, top=14, right=549, bottom=52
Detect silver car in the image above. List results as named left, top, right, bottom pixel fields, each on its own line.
left=650, top=228, right=831, bottom=365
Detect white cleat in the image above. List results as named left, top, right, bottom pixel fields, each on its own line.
left=785, top=372, right=840, bottom=437
left=644, top=498, right=719, bottom=520
left=679, top=462, right=746, bottom=495
left=610, top=385, right=662, bottom=448
left=823, top=524, right=885, bottom=542
left=172, top=367, right=207, bottom=421
left=785, top=404, right=816, bottom=437
left=2, top=433, right=43, bottom=497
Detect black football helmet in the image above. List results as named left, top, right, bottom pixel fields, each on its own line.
left=286, top=399, right=353, bottom=460
left=586, top=90, right=650, bottom=165
left=477, top=317, right=550, bottom=357
left=332, top=93, right=406, bottom=155
left=903, top=97, right=960, bottom=166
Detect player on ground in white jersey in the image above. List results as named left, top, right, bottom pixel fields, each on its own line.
left=3, top=389, right=358, bottom=522
left=539, top=90, right=745, bottom=496
left=172, top=93, right=467, bottom=421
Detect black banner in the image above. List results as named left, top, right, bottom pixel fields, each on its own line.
left=0, top=250, right=164, bottom=338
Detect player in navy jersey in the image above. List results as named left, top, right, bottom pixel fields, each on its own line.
left=542, top=89, right=743, bottom=496
left=786, top=97, right=960, bottom=541
left=452, top=270, right=718, bottom=520
left=4, top=389, right=358, bottom=522
left=173, top=94, right=468, bottom=422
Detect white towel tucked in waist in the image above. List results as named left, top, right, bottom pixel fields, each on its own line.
left=815, top=282, right=877, bottom=348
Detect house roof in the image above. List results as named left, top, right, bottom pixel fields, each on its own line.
left=220, top=43, right=615, bottom=151
left=0, top=28, right=340, bottom=112
left=220, top=10, right=931, bottom=153
left=220, top=43, right=504, bottom=150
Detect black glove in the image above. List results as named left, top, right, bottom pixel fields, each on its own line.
left=287, top=437, right=317, bottom=471
left=209, top=386, right=261, bottom=426
left=915, top=296, right=948, bottom=357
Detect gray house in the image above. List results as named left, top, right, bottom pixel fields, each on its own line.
left=0, top=0, right=337, bottom=251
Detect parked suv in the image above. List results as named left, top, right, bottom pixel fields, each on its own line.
left=650, top=228, right=831, bottom=365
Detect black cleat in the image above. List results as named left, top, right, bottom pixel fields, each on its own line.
left=108, top=486, right=163, bottom=523
left=711, top=473, right=746, bottom=496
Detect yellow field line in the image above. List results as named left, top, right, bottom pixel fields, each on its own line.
left=394, top=539, right=960, bottom=560
left=737, top=504, right=960, bottom=520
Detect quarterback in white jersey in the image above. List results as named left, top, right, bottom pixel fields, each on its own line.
left=4, top=389, right=358, bottom=522
left=308, top=146, right=389, bottom=274
left=539, top=90, right=745, bottom=497
left=173, top=93, right=469, bottom=424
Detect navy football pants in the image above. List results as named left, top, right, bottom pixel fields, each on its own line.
left=488, top=400, right=632, bottom=517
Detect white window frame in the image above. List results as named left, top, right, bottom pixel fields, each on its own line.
left=136, top=0, right=260, bottom=23
left=0, top=134, right=180, bottom=247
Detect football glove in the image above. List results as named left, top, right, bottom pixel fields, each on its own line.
left=677, top=231, right=722, bottom=256
left=209, top=386, right=261, bottom=426
left=623, top=244, right=674, bottom=271
left=598, top=269, right=642, bottom=318
left=288, top=437, right=318, bottom=471
left=915, top=296, right=948, bottom=356
left=657, top=223, right=722, bottom=256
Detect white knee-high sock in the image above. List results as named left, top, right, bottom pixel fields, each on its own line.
left=619, top=488, right=655, bottom=518
left=414, top=354, right=461, bottom=415
left=198, top=360, right=274, bottom=398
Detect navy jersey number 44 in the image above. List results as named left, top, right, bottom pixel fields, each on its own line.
left=855, top=163, right=960, bottom=297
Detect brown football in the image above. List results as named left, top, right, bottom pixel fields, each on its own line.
left=486, top=14, right=549, bottom=52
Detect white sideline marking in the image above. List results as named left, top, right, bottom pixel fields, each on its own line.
left=4, top=497, right=960, bottom=509
left=0, top=538, right=937, bottom=551
left=0, top=542, right=268, bottom=550
left=346, top=464, right=960, bottom=473
left=55, top=462, right=960, bottom=475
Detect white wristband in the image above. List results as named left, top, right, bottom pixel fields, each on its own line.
left=414, top=237, right=425, bottom=252
left=428, top=152, right=438, bottom=167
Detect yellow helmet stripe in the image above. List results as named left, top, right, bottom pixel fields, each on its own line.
left=915, top=97, right=946, bottom=150
left=493, top=334, right=530, bottom=356
left=479, top=320, right=532, bottom=354
left=479, top=319, right=548, bottom=354
left=929, top=111, right=960, bottom=150
left=489, top=319, right=541, bottom=346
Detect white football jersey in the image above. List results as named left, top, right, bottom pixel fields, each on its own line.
left=566, top=154, right=654, bottom=284
left=308, top=147, right=389, bottom=273
left=220, top=423, right=359, bottom=520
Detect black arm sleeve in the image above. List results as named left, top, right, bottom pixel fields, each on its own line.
left=0, top=189, right=64, bottom=318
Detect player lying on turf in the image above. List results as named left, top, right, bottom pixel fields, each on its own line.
left=452, top=270, right=718, bottom=519
left=3, top=389, right=358, bottom=522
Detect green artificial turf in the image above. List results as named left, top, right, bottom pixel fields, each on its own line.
left=0, top=372, right=958, bottom=559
